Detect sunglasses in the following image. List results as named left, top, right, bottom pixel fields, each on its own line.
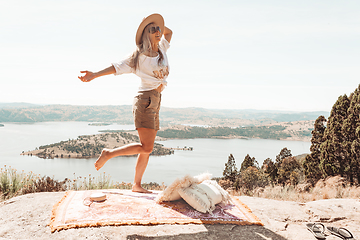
left=149, top=26, right=161, bottom=34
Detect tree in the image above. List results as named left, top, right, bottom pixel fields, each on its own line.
left=223, top=154, right=238, bottom=182
left=262, top=158, right=278, bottom=184
left=236, top=166, right=269, bottom=192
left=320, top=95, right=350, bottom=178
left=304, top=85, right=360, bottom=184
left=277, top=156, right=302, bottom=185
left=275, top=147, right=292, bottom=165
left=344, top=86, right=360, bottom=183
left=303, top=115, right=327, bottom=184
left=240, top=154, right=258, bottom=172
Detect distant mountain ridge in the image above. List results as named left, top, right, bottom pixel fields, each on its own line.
left=0, top=102, right=41, bottom=109
left=0, top=103, right=329, bottom=126
left=161, top=107, right=329, bottom=123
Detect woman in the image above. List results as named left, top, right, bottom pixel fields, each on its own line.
left=78, top=14, right=172, bottom=193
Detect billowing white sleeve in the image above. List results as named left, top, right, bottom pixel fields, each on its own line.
left=111, top=57, right=134, bottom=75
left=159, top=38, right=170, bottom=52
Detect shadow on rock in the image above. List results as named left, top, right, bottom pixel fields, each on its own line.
left=126, top=224, right=287, bottom=240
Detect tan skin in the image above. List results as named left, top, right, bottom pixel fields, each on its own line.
left=78, top=25, right=172, bottom=193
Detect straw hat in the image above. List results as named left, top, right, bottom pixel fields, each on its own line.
left=135, top=13, right=164, bottom=46
left=90, top=193, right=106, bottom=202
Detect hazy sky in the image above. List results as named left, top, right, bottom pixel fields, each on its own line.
left=1, top=0, right=359, bottom=111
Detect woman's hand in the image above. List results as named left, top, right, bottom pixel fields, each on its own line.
left=164, top=26, right=172, bottom=43
left=78, top=66, right=116, bottom=82
left=78, top=71, right=96, bottom=82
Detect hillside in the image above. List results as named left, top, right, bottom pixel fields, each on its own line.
left=157, top=120, right=313, bottom=141
left=0, top=105, right=134, bottom=124
left=0, top=102, right=41, bottom=109
left=0, top=103, right=329, bottom=127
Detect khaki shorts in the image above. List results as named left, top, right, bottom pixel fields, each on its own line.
left=132, top=90, right=161, bottom=130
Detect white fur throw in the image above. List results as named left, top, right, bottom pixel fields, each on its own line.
left=155, top=173, right=212, bottom=203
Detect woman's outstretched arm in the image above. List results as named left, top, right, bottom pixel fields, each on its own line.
left=78, top=66, right=116, bottom=82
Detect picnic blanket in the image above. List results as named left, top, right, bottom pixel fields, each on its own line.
left=49, top=189, right=262, bottom=232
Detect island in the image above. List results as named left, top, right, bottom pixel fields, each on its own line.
left=21, top=132, right=174, bottom=159
left=156, top=122, right=313, bottom=141
left=88, top=123, right=111, bottom=126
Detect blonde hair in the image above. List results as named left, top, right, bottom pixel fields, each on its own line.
left=129, top=23, right=164, bottom=71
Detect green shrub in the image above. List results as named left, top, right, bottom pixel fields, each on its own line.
left=235, top=166, right=269, bottom=192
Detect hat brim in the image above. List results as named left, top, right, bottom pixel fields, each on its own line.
left=135, top=13, right=164, bottom=46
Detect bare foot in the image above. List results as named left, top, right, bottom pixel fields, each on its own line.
left=132, top=183, right=152, bottom=193
left=94, top=149, right=111, bottom=171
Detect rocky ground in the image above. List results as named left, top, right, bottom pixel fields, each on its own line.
left=0, top=192, right=358, bottom=240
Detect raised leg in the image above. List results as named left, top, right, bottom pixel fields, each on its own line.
left=94, top=128, right=157, bottom=193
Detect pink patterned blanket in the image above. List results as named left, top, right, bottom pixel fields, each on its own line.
left=50, top=189, right=262, bottom=232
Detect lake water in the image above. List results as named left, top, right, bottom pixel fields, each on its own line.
left=0, top=122, right=311, bottom=185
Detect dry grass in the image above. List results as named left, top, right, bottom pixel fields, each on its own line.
left=3, top=165, right=358, bottom=203
left=230, top=176, right=360, bottom=202
left=68, top=172, right=166, bottom=192
left=0, top=166, right=166, bottom=201
left=0, top=165, right=41, bottom=200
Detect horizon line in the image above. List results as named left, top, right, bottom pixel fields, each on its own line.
left=0, top=102, right=330, bottom=113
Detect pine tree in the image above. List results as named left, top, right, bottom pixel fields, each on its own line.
left=305, top=85, right=360, bottom=184
left=262, top=158, right=278, bottom=183
left=320, top=95, right=350, bottom=178
left=344, top=85, right=360, bottom=183
left=240, top=154, right=258, bottom=172
left=352, top=125, right=360, bottom=183
left=278, top=156, right=301, bottom=185
left=275, top=147, right=292, bottom=165
left=223, top=154, right=238, bottom=182
left=303, top=115, right=327, bottom=183
left=270, top=147, right=292, bottom=184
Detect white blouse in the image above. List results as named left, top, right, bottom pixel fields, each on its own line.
left=112, top=38, right=170, bottom=92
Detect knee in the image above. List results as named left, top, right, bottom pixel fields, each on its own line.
left=141, top=144, right=154, bottom=154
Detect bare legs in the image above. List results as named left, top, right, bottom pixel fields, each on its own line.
left=94, top=128, right=157, bottom=193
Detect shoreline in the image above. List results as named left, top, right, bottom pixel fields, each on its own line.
left=20, top=131, right=174, bottom=159
left=157, top=121, right=313, bottom=142
left=156, top=134, right=310, bottom=142
left=21, top=135, right=309, bottom=159
left=20, top=124, right=310, bottom=159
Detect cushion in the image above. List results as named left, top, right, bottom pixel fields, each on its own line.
left=197, top=180, right=222, bottom=205
left=178, top=184, right=211, bottom=213
left=155, top=173, right=212, bottom=203
left=202, top=180, right=232, bottom=205
left=178, top=180, right=232, bottom=214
